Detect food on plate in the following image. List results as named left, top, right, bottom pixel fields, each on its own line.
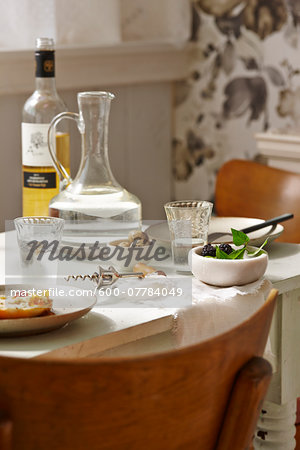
left=218, top=243, right=233, bottom=255
left=0, top=292, right=53, bottom=319
left=201, top=243, right=233, bottom=257
left=200, top=229, right=267, bottom=260
left=133, top=262, right=155, bottom=275
left=133, top=263, right=166, bottom=277
left=109, top=230, right=152, bottom=248
left=201, top=243, right=217, bottom=257
left=128, top=230, right=149, bottom=246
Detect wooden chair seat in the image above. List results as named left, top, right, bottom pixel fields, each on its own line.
left=215, top=159, right=300, bottom=243
left=0, top=290, right=278, bottom=450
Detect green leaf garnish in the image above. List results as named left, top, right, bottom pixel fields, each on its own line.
left=228, top=247, right=247, bottom=259
left=231, top=228, right=249, bottom=246
left=216, top=246, right=230, bottom=259
left=202, top=229, right=268, bottom=260
left=247, top=238, right=268, bottom=257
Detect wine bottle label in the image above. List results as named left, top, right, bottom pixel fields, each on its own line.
left=23, top=171, right=57, bottom=189
left=22, top=123, right=55, bottom=166
left=35, top=50, right=55, bottom=78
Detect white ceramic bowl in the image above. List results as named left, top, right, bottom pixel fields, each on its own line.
left=189, top=245, right=268, bottom=287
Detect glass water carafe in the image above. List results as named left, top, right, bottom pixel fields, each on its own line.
left=48, top=91, right=141, bottom=236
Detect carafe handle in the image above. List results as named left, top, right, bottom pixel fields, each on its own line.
left=48, top=112, right=84, bottom=185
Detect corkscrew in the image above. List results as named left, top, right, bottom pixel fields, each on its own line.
left=65, top=266, right=144, bottom=290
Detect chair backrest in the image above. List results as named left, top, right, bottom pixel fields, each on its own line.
left=215, top=159, right=300, bottom=243
left=0, top=290, right=277, bottom=450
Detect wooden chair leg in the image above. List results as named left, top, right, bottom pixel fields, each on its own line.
left=0, top=411, right=12, bottom=450
left=215, top=356, right=272, bottom=450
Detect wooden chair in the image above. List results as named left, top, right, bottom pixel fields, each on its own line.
left=0, top=290, right=278, bottom=450
left=215, top=159, right=300, bottom=243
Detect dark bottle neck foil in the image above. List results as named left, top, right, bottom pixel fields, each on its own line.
left=35, top=50, right=55, bottom=78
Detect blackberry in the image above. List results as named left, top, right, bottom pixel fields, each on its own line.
left=219, top=243, right=233, bottom=255
left=201, top=244, right=216, bottom=257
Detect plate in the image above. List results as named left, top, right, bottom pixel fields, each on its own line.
left=60, top=236, right=107, bottom=248
left=146, top=217, right=284, bottom=248
left=0, top=285, right=97, bottom=337
left=146, top=222, right=171, bottom=247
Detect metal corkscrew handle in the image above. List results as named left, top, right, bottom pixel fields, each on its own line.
left=65, top=266, right=144, bottom=290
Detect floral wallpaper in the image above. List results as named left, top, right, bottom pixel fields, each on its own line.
left=174, top=0, right=300, bottom=200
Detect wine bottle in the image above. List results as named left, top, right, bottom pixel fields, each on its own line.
left=22, top=37, right=70, bottom=216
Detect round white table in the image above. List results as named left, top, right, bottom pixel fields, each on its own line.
left=0, top=232, right=300, bottom=449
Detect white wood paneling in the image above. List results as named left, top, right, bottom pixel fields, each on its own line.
left=255, top=132, right=300, bottom=173
left=0, top=43, right=194, bottom=94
